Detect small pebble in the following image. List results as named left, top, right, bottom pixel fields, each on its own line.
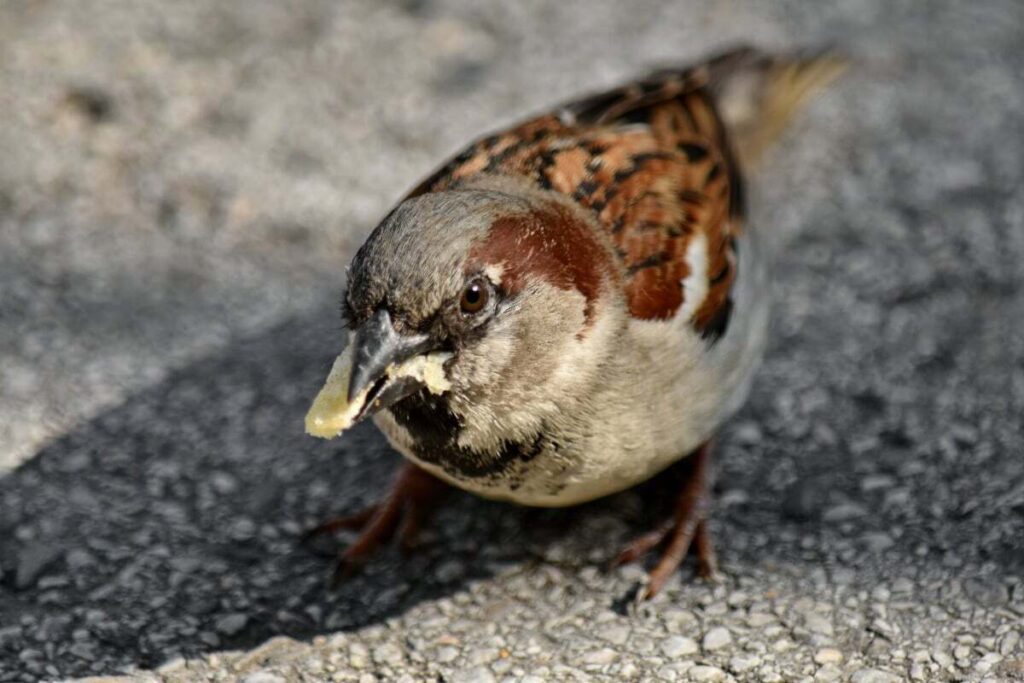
left=597, top=624, right=631, bottom=645
left=803, top=613, right=834, bottom=636
left=215, top=613, right=248, bottom=637
left=689, top=664, right=726, bottom=681
left=891, top=577, right=915, bottom=594
left=702, top=627, right=732, bottom=651
left=823, top=503, right=867, bottom=522
left=581, top=648, right=617, bottom=665
left=748, top=612, right=776, bottom=627
left=373, top=643, right=405, bottom=666
left=815, top=664, right=843, bottom=682
left=448, top=666, right=496, bottom=683
left=434, top=560, right=465, bottom=583
left=618, top=662, right=639, bottom=677
left=974, top=653, right=1002, bottom=673
left=729, top=654, right=760, bottom=672
left=863, top=532, right=895, bottom=552
left=14, top=544, right=63, bottom=590
left=241, top=673, right=286, bottom=683
left=349, top=643, right=370, bottom=669
left=1000, top=631, right=1020, bottom=655
left=436, top=646, right=460, bottom=663
left=851, top=668, right=900, bottom=683
left=932, top=650, right=954, bottom=668
left=661, top=635, right=699, bottom=658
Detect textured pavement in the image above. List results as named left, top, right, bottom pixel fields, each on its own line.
left=1, top=1, right=1023, bottom=681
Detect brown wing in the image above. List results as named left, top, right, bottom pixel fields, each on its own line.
left=409, top=51, right=748, bottom=338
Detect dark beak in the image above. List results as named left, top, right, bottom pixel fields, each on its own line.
left=347, top=308, right=433, bottom=415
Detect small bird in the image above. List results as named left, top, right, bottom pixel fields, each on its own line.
left=305, top=46, right=845, bottom=598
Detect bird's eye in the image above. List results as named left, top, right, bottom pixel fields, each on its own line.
left=459, top=279, right=489, bottom=314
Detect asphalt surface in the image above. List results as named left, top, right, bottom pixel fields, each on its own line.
left=1, top=1, right=1023, bottom=681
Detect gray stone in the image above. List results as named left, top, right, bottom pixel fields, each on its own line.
left=729, top=655, right=760, bottom=672
left=64, top=548, right=97, bottom=570
left=931, top=650, right=954, bottom=669
left=974, top=653, right=1002, bottom=673
left=14, top=544, right=63, bottom=590
left=214, top=613, right=248, bottom=636
left=448, top=666, right=496, bottom=683
left=372, top=642, right=405, bottom=666
left=803, top=613, right=834, bottom=637
left=689, top=665, right=727, bottom=681
left=581, top=647, right=618, bottom=665
left=823, top=503, right=868, bottom=522
left=618, top=662, right=640, bottom=677
left=850, top=669, right=901, bottom=683
left=67, top=642, right=96, bottom=660
left=434, top=560, right=466, bottom=583
left=349, top=643, right=370, bottom=669
left=863, top=532, right=895, bottom=552
left=597, top=624, right=631, bottom=645
left=661, top=635, right=699, bottom=658
left=890, top=577, right=915, bottom=595
left=436, top=645, right=460, bottom=663
left=466, top=647, right=496, bottom=666
left=240, top=673, right=286, bottom=683
left=702, top=627, right=732, bottom=652
left=1000, top=630, right=1020, bottom=655
left=815, top=664, right=843, bottom=682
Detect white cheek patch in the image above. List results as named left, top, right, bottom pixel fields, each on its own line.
left=305, top=344, right=452, bottom=439
left=483, top=263, right=504, bottom=286
left=678, top=232, right=709, bottom=320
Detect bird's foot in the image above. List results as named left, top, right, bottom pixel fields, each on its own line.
left=302, top=463, right=449, bottom=587
left=611, top=441, right=719, bottom=599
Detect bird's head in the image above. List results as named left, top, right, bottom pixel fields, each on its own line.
left=305, top=180, right=622, bottom=444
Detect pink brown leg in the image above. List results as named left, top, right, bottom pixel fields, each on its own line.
left=302, top=463, right=450, bottom=585
left=612, top=441, right=716, bottom=599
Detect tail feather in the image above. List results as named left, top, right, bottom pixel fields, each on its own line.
left=708, top=47, right=848, bottom=169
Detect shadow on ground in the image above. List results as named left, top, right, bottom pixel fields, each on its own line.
left=0, top=311, right=491, bottom=673
left=0, top=310, right=673, bottom=676
left=1, top=298, right=1021, bottom=678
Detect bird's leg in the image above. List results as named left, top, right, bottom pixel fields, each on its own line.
left=302, top=463, right=450, bottom=585
left=612, top=441, right=716, bottom=599
left=694, top=518, right=720, bottom=581
left=611, top=517, right=677, bottom=567
left=302, top=505, right=380, bottom=538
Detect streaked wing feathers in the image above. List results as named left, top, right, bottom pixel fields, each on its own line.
left=410, top=50, right=747, bottom=337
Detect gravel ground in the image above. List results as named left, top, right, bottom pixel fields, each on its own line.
left=1, top=1, right=1023, bottom=681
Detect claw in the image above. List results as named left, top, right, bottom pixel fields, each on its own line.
left=301, top=505, right=380, bottom=544
left=329, top=553, right=364, bottom=589
left=610, top=519, right=675, bottom=568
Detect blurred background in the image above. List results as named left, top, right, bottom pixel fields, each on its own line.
left=1, top=1, right=1022, bottom=681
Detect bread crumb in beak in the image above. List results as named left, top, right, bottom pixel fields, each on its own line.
left=305, top=346, right=452, bottom=439
left=397, top=352, right=453, bottom=395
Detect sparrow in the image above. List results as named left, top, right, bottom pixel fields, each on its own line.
left=304, top=46, right=845, bottom=598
